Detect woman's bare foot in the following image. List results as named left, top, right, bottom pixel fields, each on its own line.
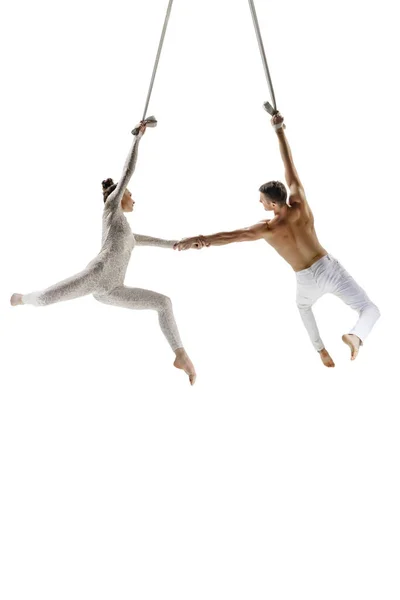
left=174, top=348, right=196, bottom=385
left=319, top=348, right=335, bottom=368
left=342, top=334, right=361, bottom=360
left=10, top=293, right=24, bottom=306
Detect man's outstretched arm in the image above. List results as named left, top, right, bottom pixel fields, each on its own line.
left=176, top=221, right=269, bottom=250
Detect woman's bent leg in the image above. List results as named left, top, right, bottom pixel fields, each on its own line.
left=94, top=285, right=183, bottom=350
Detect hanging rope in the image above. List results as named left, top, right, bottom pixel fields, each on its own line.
left=248, top=0, right=278, bottom=116
left=132, top=0, right=174, bottom=134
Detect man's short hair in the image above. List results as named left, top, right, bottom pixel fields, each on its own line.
left=259, top=181, right=287, bottom=205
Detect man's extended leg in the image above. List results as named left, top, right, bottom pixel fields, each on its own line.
left=11, top=262, right=104, bottom=307
left=296, top=265, right=335, bottom=367
left=296, top=300, right=335, bottom=368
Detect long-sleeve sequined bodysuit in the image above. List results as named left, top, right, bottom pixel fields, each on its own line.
left=22, top=132, right=183, bottom=351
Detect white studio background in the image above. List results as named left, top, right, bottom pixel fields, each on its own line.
left=0, top=1, right=399, bottom=599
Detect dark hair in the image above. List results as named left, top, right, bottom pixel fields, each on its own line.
left=259, top=181, right=287, bottom=205
left=102, top=178, right=117, bottom=202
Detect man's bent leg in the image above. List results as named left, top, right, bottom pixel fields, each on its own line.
left=330, top=262, right=381, bottom=345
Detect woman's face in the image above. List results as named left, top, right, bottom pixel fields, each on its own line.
left=121, top=189, right=135, bottom=212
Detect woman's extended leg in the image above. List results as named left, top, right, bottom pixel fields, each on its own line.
left=94, top=286, right=196, bottom=384
left=11, top=262, right=104, bottom=307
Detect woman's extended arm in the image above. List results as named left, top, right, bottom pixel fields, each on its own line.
left=134, top=234, right=178, bottom=249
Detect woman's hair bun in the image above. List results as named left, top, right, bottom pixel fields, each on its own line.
left=102, top=178, right=114, bottom=190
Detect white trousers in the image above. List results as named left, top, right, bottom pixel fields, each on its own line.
left=296, top=255, right=380, bottom=352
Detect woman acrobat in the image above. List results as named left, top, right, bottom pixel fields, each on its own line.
left=11, top=118, right=197, bottom=385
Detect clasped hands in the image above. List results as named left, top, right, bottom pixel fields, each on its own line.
left=174, top=235, right=209, bottom=251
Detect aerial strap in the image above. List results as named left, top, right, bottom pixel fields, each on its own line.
left=248, top=0, right=278, bottom=116
left=132, top=0, right=174, bottom=135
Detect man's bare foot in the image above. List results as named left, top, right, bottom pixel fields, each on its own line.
left=342, top=334, right=361, bottom=361
left=174, top=348, right=196, bottom=385
left=10, top=293, right=24, bottom=306
left=319, top=348, right=335, bottom=368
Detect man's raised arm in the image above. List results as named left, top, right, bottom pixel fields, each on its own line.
left=272, top=113, right=307, bottom=206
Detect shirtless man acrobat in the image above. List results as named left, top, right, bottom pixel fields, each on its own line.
left=177, top=113, right=380, bottom=367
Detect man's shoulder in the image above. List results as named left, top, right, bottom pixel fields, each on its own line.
left=287, top=202, right=314, bottom=226
left=254, top=219, right=272, bottom=232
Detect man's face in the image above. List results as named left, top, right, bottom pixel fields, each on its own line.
left=259, top=192, right=275, bottom=211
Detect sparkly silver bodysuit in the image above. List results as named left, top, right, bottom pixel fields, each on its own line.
left=22, top=131, right=183, bottom=351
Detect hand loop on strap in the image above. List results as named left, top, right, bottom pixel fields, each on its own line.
left=132, top=116, right=158, bottom=136
left=263, top=101, right=278, bottom=116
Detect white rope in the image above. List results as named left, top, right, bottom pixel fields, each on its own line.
left=141, top=0, right=174, bottom=122
left=248, top=0, right=278, bottom=115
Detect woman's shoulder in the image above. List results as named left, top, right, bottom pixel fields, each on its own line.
left=103, top=200, right=122, bottom=217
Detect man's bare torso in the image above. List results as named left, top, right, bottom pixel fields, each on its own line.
left=262, top=202, right=327, bottom=272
